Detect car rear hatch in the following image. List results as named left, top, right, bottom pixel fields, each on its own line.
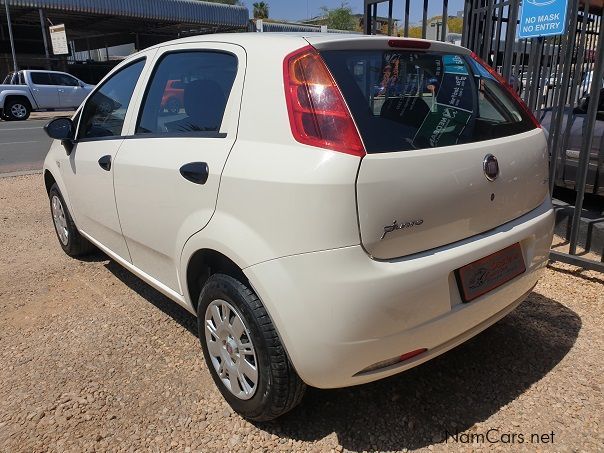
left=312, top=37, right=549, bottom=259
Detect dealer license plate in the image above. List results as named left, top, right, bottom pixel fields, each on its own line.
left=456, top=243, right=526, bottom=303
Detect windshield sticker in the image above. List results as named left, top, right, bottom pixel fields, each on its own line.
left=413, top=105, right=472, bottom=148
left=437, top=73, right=473, bottom=111
left=372, top=53, right=475, bottom=148
left=443, top=55, right=469, bottom=75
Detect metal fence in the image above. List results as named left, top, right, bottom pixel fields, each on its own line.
left=369, top=0, right=604, bottom=272
left=463, top=0, right=604, bottom=272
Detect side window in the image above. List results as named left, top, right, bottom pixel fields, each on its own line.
left=136, top=51, right=237, bottom=135
left=30, top=72, right=53, bottom=85
left=51, top=73, right=79, bottom=87
left=78, top=59, right=145, bottom=140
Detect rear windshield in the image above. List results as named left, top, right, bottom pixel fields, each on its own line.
left=320, top=50, right=536, bottom=153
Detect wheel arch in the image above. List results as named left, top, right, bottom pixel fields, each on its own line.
left=42, top=164, right=76, bottom=220
left=44, top=169, right=56, bottom=194
left=4, top=94, right=33, bottom=110
left=185, top=248, right=249, bottom=313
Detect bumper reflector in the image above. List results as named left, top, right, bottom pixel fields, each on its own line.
left=357, top=348, right=428, bottom=374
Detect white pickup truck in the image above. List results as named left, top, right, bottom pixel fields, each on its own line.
left=0, top=70, right=93, bottom=121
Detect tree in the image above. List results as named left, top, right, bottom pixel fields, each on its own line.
left=253, top=2, right=269, bottom=19
left=447, top=17, right=463, bottom=34
left=402, top=16, right=462, bottom=39
left=407, top=26, right=423, bottom=38
left=320, top=2, right=356, bottom=31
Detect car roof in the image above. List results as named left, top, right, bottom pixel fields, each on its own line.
left=140, top=32, right=466, bottom=55
left=26, top=69, right=73, bottom=75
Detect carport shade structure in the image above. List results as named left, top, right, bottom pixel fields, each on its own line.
left=0, top=0, right=249, bottom=55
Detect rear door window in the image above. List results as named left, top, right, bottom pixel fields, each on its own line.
left=30, top=72, right=53, bottom=85
left=136, top=51, right=237, bottom=135
left=320, top=50, right=536, bottom=153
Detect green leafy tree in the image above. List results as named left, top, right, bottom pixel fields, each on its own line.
left=407, top=26, right=423, bottom=38
left=320, top=2, right=356, bottom=31
left=447, top=17, right=463, bottom=33
left=253, top=2, right=269, bottom=19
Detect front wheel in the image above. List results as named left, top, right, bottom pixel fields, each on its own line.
left=48, top=184, right=95, bottom=257
left=4, top=98, right=31, bottom=121
left=197, top=274, right=306, bottom=421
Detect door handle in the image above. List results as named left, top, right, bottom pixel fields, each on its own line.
left=98, top=155, right=112, bottom=171
left=179, top=162, right=209, bottom=184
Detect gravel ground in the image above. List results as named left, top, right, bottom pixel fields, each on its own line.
left=0, top=174, right=603, bottom=452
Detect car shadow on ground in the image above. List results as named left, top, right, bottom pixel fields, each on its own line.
left=105, top=260, right=198, bottom=334
left=78, top=250, right=112, bottom=263
left=104, top=262, right=581, bottom=451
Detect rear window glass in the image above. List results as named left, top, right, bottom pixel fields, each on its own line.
left=30, top=72, right=53, bottom=85
left=320, top=50, right=536, bottom=153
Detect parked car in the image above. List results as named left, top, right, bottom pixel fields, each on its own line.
left=540, top=88, right=604, bottom=195
left=160, top=79, right=185, bottom=114
left=43, top=34, right=554, bottom=421
left=0, top=70, right=93, bottom=121
left=580, top=70, right=604, bottom=97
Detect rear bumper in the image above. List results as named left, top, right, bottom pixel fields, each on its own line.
left=244, top=199, right=554, bottom=388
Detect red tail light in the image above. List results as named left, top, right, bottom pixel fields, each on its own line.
left=283, top=45, right=366, bottom=157
left=470, top=52, right=541, bottom=129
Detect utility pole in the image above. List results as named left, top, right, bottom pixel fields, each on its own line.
left=39, top=9, right=51, bottom=69
left=4, top=0, right=18, bottom=73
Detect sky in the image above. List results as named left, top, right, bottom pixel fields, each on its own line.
left=240, top=0, right=466, bottom=24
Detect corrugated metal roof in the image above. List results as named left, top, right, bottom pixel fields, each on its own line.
left=256, top=21, right=360, bottom=35
left=0, top=0, right=249, bottom=27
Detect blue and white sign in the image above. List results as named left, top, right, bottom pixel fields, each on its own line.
left=518, top=0, right=568, bottom=38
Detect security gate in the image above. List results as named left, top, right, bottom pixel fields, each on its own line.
left=464, top=0, right=604, bottom=272
left=368, top=0, right=604, bottom=272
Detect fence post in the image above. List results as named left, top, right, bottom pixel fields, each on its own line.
left=422, top=0, right=428, bottom=39
left=404, top=0, right=410, bottom=37
left=502, top=0, right=519, bottom=82
left=441, top=0, right=448, bottom=41
left=548, top=0, right=580, bottom=193
left=461, top=0, right=472, bottom=47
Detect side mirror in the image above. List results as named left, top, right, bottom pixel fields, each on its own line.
left=44, top=117, right=73, bottom=140
left=44, top=117, right=75, bottom=155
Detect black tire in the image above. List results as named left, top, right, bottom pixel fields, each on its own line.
left=4, top=98, right=31, bottom=121
left=165, top=98, right=180, bottom=114
left=197, top=274, right=306, bottom=421
left=48, top=183, right=95, bottom=257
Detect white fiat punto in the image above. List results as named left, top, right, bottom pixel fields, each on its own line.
left=43, top=33, right=554, bottom=421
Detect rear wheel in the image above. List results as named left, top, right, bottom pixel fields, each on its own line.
left=165, top=98, right=180, bottom=114
left=197, top=274, right=306, bottom=421
left=48, top=184, right=95, bottom=257
left=4, top=98, right=31, bottom=121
